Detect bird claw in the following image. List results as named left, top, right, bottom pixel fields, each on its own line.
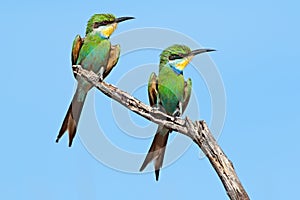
left=173, top=116, right=181, bottom=122
left=172, top=107, right=182, bottom=118
left=72, top=65, right=81, bottom=77
left=173, top=110, right=181, bottom=117
left=98, top=66, right=105, bottom=82
left=151, top=104, right=160, bottom=111
left=99, top=74, right=104, bottom=82
left=172, top=102, right=183, bottom=117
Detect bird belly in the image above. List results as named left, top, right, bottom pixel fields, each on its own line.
left=158, top=73, right=184, bottom=115
left=77, top=38, right=111, bottom=74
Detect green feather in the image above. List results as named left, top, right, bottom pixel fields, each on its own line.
left=85, top=14, right=116, bottom=35
left=76, top=35, right=111, bottom=71
left=158, top=66, right=185, bottom=114
left=156, top=45, right=192, bottom=114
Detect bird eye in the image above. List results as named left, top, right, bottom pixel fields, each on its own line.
left=169, top=54, right=182, bottom=60
left=100, top=21, right=110, bottom=26
left=93, top=22, right=101, bottom=28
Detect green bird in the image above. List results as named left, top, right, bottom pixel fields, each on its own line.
left=140, top=44, right=215, bottom=180
left=56, top=14, right=134, bottom=147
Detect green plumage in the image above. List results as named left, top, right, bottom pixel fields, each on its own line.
left=158, top=45, right=192, bottom=114
left=140, top=44, right=214, bottom=180
left=77, top=35, right=110, bottom=71
left=86, top=14, right=116, bottom=35
left=140, top=45, right=193, bottom=180
left=57, top=14, right=121, bottom=147
left=158, top=66, right=185, bottom=114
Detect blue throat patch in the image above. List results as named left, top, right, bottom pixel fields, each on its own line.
left=100, top=32, right=109, bottom=39
left=169, top=64, right=183, bottom=75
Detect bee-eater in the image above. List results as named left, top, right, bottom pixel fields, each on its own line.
left=140, top=45, right=215, bottom=180
left=56, top=14, right=134, bottom=147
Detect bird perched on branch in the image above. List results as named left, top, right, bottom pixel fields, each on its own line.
left=140, top=44, right=215, bottom=180
left=56, top=14, right=134, bottom=147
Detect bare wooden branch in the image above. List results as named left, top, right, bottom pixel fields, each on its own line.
left=72, top=65, right=250, bottom=200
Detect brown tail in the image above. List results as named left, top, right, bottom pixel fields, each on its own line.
left=56, top=87, right=87, bottom=147
left=140, top=126, right=170, bottom=181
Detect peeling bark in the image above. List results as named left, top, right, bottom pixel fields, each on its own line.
left=72, top=65, right=250, bottom=200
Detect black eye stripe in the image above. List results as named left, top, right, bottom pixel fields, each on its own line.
left=169, top=54, right=183, bottom=60
left=93, top=20, right=113, bottom=28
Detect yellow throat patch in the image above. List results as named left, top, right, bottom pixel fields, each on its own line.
left=102, top=23, right=118, bottom=38
left=175, top=57, right=192, bottom=71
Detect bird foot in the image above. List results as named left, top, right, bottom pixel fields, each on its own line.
left=98, top=66, right=105, bottom=82
left=99, top=74, right=104, bottom=82
left=172, top=116, right=182, bottom=123
left=172, top=109, right=181, bottom=118
left=151, top=105, right=160, bottom=111
left=172, top=102, right=182, bottom=118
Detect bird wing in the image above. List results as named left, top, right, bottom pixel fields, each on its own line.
left=71, top=34, right=84, bottom=65
left=148, top=72, right=158, bottom=107
left=103, top=44, right=120, bottom=78
left=140, top=72, right=169, bottom=181
left=182, top=78, right=192, bottom=113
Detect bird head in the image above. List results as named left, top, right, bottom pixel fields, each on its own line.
left=159, top=44, right=215, bottom=74
left=86, top=14, right=134, bottom=38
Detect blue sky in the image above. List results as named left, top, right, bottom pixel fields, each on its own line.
left=1, top=0, right=299, bottom=199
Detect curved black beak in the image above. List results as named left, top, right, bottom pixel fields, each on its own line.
left=115, top=16, right=135, bottom=23
left=189, top=48, right=216, bottom=56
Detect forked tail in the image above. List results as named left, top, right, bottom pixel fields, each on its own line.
left=56, top=87, right=87, bottom=147
left=140, top=126, right=170, bottom=181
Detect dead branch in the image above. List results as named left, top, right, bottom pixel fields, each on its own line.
left=72, top=65, right=250, bottom=200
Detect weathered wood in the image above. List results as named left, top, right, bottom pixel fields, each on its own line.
left=72, top=65, right=250, bottom=200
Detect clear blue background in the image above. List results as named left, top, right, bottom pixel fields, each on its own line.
left=1, top=0, right=299, bottom=199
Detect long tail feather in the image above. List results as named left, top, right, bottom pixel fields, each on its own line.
left=56, top=87, right=87, bottom=147
left=140, top=126, right=170, bottom=181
